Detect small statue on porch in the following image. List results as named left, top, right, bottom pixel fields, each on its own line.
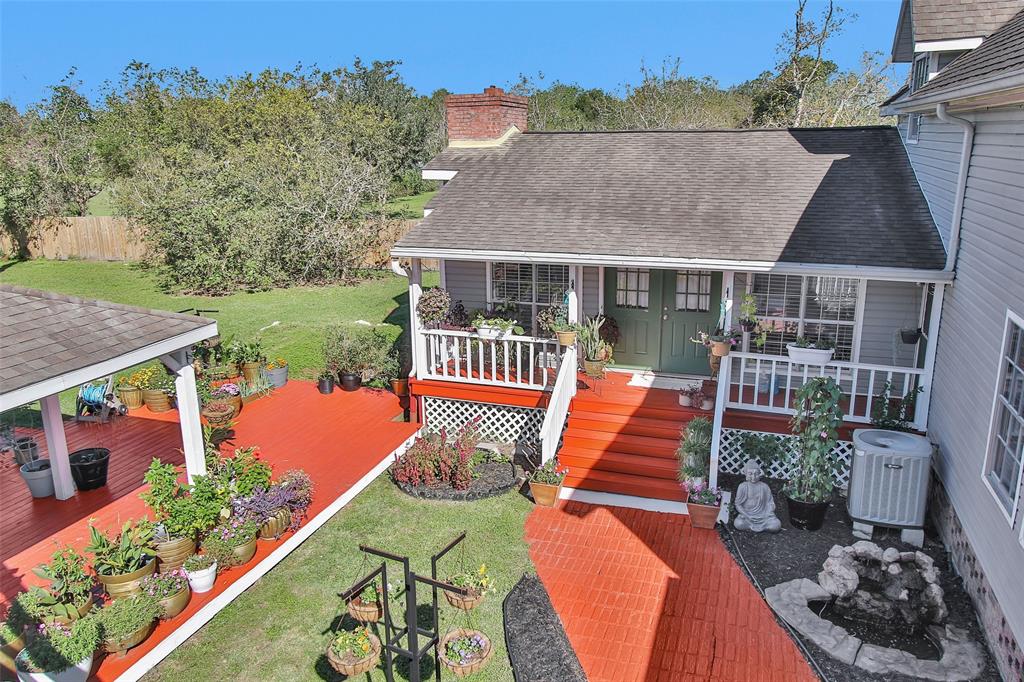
left=733, top=459, right=781, bottom=533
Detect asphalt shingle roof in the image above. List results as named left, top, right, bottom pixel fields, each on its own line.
left=0, top=286, right=215, bottom=397
left=912, top=0, right=1023, bottom=42
left=398, top=128, right=946, bottom=271
left=911, top=8, right=1024, bottom=99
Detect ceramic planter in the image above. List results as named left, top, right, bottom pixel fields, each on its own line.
left=15, top=651, right=93, bottom=682
left=700, top=397, right=714, bottom=411
left=318, top=377, right=335, bottom=394
left=158, top=586, right=191, bottom=620
left=185, top=562, right=217, bottom=593
left=390, top=378, right=409, bottom=396
left=240, top=362, right=263, bottom=383
left=19, top=460, right=54, bottom=498
left=154, top=536, right=196, bottom=572
left=786, top=496, right=829, bottom=531
left=678, top=393, right=693, bottom=407
left=68, top=448, right=110, bottom=491
left=326, top=632, right=381, bottom=677
left=230, top=536, right=258, bottom=566
left=97, top=558, right=157, bottom=601
left=259, top=508, right=292, bottom=540
left=102, top=619, right=155, bottom=654
left=475, top=325, right=502, bottom=339
left=438, top=629, right=493, bottom=678
left=1, top=631, right=25, bottom=677
left=687, top=502, right=720, bottom=529
left=264, top=365, right=288, bottom=388
left=141, top=389, right=172, bottom=413
left=444, top=587, right=483, bottom=611
left=347, top=598, right=383, bottom=623
left=785, top=344, right=834, bottom=366
left=529, top=481, right=562, bottom=507
left=116, top=385, right=143, bottom=410
left=339, top=373, right=362, bottom=392
left=555, top=330, right=577, bottom=346
left=709, top=340, right=732, bottom=357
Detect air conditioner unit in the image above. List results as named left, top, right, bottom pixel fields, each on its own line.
left=847, top=429, right=932, bottom=548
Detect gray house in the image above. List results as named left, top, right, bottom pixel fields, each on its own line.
left=885, top=3, right=1024, bottom=679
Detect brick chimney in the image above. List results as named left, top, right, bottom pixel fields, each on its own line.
left=445, top=86, right=528, bottom=146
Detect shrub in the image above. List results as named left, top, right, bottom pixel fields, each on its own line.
left=741, top=433, right=784, bottom=470
left=785, top=377, right=843, bottom=503
left=141, top=459, right=225, bottom=540
left=416, top=288, right=451, bottom=326
left=871, top=381, right=923, bottom=432
left=17, top=619, right=100, bottom=673
left=323, top=327, right=393, bottom=378
left=95, top=594, right=161, bottom=644
left=391, top=419, right=480, bottom=490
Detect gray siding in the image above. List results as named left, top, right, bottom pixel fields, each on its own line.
left=900, top=113, right=963, bottom=248
left=582, top=266, right=600, bottom=316
left=442, top=260, right=487, bottom=312
left=858, top=280, right=923, bottom=368
left=912, top=106, right=1024, bottom=645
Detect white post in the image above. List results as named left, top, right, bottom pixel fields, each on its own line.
left=566, top=266, right=580, bottom=325
left=162, top=350, right=206, bottom=483
left=709, top=271, right=735, bottom=490
left=914, top=283, right=945, bottom=431
left=409, top=258, right=427, bottom=380
left=40, top=394, right=76, bottom=500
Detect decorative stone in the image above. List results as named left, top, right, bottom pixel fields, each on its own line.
left=818, top=557, right=859, bottom=598
left=851, top=540, right=883, bottom=561
left=732, top=459, right=782, bottom=533
left=765, top=578, right=862, bottom=665
left=882, top=547, right=901, bottom=563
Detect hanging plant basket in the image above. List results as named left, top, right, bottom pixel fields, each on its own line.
left=709, top=340, right=732, bottom=357
left=444, top=586, right=484, bottom=611
left=347, top=598, right=383, bottom=623
left=555, top=330, right=577, bottom=346
left=438, top=628, right=494, bottom=678
left=326, top=632, right=381, bottom=677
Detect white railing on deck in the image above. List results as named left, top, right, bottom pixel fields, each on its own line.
left=419, top=329, right=563, bottom=390
left=540, top=346, right=578, bottom=463
left=727, top=351, right=927, bottom=429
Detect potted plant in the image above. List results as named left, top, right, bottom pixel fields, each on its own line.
left=691, top=329, right=739, bottom=358
left=1, top=601, right=34, bottom=678
left=14, top=618, right=99, bottom=682
left=201, top=517, right=260, bottom=569
left=676, top=416, right=712, bottom=487
left=84, top=520, right=157, bottom=600
left=229, top=339, right=266, bottom=384
left=785, top=336, right=836, bottom=365
left=472, top=314, right=523, bottom=339
left=739, top=293, right=758, bottom=332
left=444, top=564, right=494, bottom=611
left=528, top=458, right=567, bottom=506
left=19, top=459, right=54, bottom=499
left=323, top=328, right=372, bottom=391
left=681, top=480, right=722, bottom=529
left=201, top=401, right=234, bottom=427
left=326, top=626, right=381, bottom=677
left=139, top=570, right=190, bottom=620
left=699, top=391, right=714, bottom=411
left=234, top=469, right=313, bottom=540
left=900, top=327, right=922, bottom=344
left=347, top=582, right=384, bottom=623
left=262, top=357, right=288, bottom=388
left=26, top=547, right=95, bottom=625
left=208, top=382, right=242, bottom=416
left=94, top=593, right=160, bottom=655
left=317, top=370, right=335, bottom=395
left=182, top=555, right=217, bottom=594
left=538, top=303, right=577, bottom=346
left=236, top=375, right=273, bottom=404
left=785, top=377, right=843, bottom=530
left=114, top=376, right=143, bottom=410
left=439, top=628, right=493, bottom=677
left=416, top=287, right=452, bottom=328
left=141, top=461, right=218, bottom=572
left=576, top=315, right=612, bottom=377
left=133, top=366, right=174, bottom=413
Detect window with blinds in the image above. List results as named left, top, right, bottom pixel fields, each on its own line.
left=489, top=262, right=569, bottom=334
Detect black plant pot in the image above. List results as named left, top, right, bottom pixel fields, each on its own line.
left=339, top=373, right=362, bottom=392
left=317, top=377, right=335, bottom=394
left=68, top=447, right=111, bottom=490
left=900, top=328, right=922, bottom=344
left=786, top=496, right=828, bottom=531
left=740, top=319, right=757, bottom=332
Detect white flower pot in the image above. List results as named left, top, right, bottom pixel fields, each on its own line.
left=475, top=325, right=502, bottom=339
left=785, top=344, right=834, bottom=366
left=20, top=460, right=55, bottom=498
left=679, top=393, right=693, bottom=407
left=185, top=562, right=217, bottom=593
left=16, top=651, right=93, bottom=682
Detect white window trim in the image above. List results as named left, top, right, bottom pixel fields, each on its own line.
left=980, top=308, right=1024, bottom=527
left=906, top=113, right=922, bottom=144
left=486, top=261, right=570, bottom=333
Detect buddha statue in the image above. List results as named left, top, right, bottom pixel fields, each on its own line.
left=734, top=459, right=782, bottom=533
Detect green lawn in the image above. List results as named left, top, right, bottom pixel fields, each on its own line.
left=385, top=190, right=436, bottom=219
left=144, top=478, right=533, bottom=681
left=85, top=188, right=115, bottom=216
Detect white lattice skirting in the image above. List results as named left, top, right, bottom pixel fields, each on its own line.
left=422, top=397, right=545, bottom=446
left=719, top=427, right=854, bottom=488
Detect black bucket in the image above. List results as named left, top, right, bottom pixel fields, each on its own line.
left=69, top=448, right=111, bottom=490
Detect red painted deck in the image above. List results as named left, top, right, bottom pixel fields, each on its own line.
left=526, top=502, right=817, bottom=682
left=0, top=381, right=417, bottom=681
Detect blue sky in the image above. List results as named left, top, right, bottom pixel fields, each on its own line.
left=1, top=1, right=903, bottom=109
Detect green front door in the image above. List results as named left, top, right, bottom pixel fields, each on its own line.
left=604, top=268, right=721, bottom=375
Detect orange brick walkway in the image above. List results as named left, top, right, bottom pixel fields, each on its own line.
left=525, top=502, right=817, bottom=682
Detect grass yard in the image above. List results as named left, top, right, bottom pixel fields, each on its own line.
left=144, top=477, right=534, bottom=682
left=385, top=190, right=436, bottom=218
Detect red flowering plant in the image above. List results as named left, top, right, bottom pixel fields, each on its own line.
left=391, top=418, right=482, bottom=490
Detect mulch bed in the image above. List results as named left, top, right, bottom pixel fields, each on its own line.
left=394, top=462, right=524, bottom=501
left=717, top=473, right=1001, bottom=682
left=503, top=574, right=587, bottom=682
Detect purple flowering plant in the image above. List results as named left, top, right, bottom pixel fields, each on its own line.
left=681, top=480, right=722, bottom=507
left=230, top=469, right=313, bottom=532
left=211, top=383, right=240, bottom=398
left=139, top=569, right=188, bottom=600
left=445, top=632, right=488, bottom=665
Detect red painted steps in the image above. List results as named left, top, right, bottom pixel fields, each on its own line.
left=561, top=467, right=688, bottom=502
left=568, top=410, right=684, bottom=440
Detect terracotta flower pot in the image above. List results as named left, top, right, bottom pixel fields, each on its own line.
left=1, top=631, right=25, bottom=678
left=347, top=598, right=383, bottom=623
left=158, top=586, right=191, bottom=620
left=154, top=536, right=196, bottom=573
left=326, top=632, right=381, bottom=677
left=710, top=340, right=732, bottom=357
left=529, top=481, right=562, bottom=507
left=687, top=502, right=721, bottom=529
left=390, top=378, right=409, bottom=396
left=438, top=628, right=493, bottom=678
left=117, top=386, right=143, bottom=410
left=240, top=362, right=263, bottom=383
left=555, top=330, right=577, bottom=346
left=259, top=508, right=292, bottom=540
left=97, top=558, right=157, bottom=601
left=230, top=536, right=258, bottom=566
left=444, top=587, right=483, bottom=611
left=141, top=389, right=172, bottom=413
left=103, top=619, right=155, bottom=654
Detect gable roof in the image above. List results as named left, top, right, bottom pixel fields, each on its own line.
left=395, top=128, right=946, bottom=273
left=892, top=0, right=1023, bottom=61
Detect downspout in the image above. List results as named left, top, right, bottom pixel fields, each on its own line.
left=934, top=102, right=975, bottom=271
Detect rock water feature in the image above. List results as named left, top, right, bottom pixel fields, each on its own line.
left=766, top=541, right=985, bottom=681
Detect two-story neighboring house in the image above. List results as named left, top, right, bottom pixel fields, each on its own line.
left=886, top=3, right=1024, bottom=679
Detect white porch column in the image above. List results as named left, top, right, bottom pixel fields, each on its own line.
left=409, top=258, right=427, bottom=380
left=567, top=266, right=580, bottom=325
left=914, top=283, right=945, bottom=432
left=709, top=271, right=735, bottom=490
left=162, top=350, right=206, bottom=483
left=40, top=394, right=76, bottom=500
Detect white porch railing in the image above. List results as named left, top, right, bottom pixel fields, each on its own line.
left=726, top=351, right=927, bottom=429
left=418, top=329, right=564, bottom=390
left=540, top=345, right=578, bottom=463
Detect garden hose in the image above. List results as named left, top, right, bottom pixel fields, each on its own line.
left=80, top=383, right=108, bottom=406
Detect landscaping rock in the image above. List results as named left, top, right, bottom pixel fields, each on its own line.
left=503, top=574, right=586, bottom=682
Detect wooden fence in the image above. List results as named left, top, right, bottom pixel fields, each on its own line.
left=2, top=217, right=147, bottom=261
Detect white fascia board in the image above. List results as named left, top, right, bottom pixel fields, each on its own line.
left=421, top=169, right=458, bottom=181
left=894, top=71, right=1024, bottom=111
left=915, top=37, right=983, bottom=52
left=0, top=323, right=218, bottom=412
left=388, top=247, right=954, bottom=283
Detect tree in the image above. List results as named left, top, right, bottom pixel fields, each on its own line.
left=777, top=0, right=849, bottom=127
